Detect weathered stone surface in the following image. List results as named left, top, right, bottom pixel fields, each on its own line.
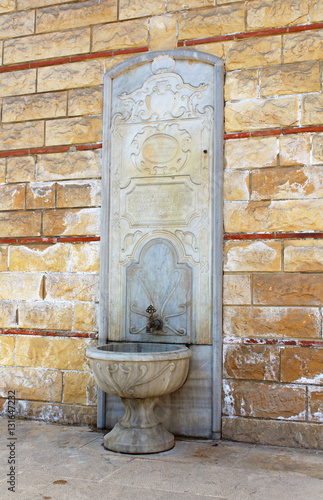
left=0, top=273, right=43, bottom=301
left=223, top=306, right=321, bottom=339
left=0, top=121, right=44, bottom=151
left=247, top=0, right=308, bottom=30
left=14, top=400, right=97, bottom=425
left=18, top=0, right=79, bottom=8
left=37, top=150, right=101, bottom=181
left=283, top=30, right=323, bottom=64
left=225, top=69, right=258, bottom=101
left=42, top=208, right=100, bottom=236
left=0, top=246, right=8, bottom=272
left=71, top=242, right=100, bottom=272
left=0, top=10, right=34, bottom=40
left=222, top=417, right=323, bottom=449
left=312, top=134, right=323, bottom=164
left=260, top=62, right=320, bottom=97
left=120, top=0, right=164, bottom=19
left=0, top=0, right=15, bottom=13
left=4, top=28, right=91, bottom=65
left=226, top=36, right=281, bottom=70
left=2, top=92, right=67, bottom=123
left=279, top=134, right=310, bottom=166
left=284, top=239, right=323, bottom=272
left=56, top=180, right=101, bottom=208
left=223, top=380, right=306, bottom=420
left=224, top=241, right=281, bottom=272
left=224, top=199, right=323, bottom=233
left=38, top=60, right=104, bottom=93
left=0, top=211, right=41, bottom=237
left=10, top=243, right=71, bottom=272
left=191, top=40, right=231, bottom=60
left=254, top=274, right=323, bottom=306
left=225, top=137, right=277, bottom=170
left=7, top=156, right=36, bottom=183
left=251, top=166, right=323, bottom=201
left=92, top=18, right=148, bottom=52
left=281, top=348, right=323, bottom=384
left=36, top=0, right=117, bottom=33
left=0, top=183, right=25, bottom=211
left=18, top=301, right=73, bottom=330
left=46, top=116, right=102, bottom=146
left=16, top=336, right=94, bottom=370
left=45, top=273, right=99, bottom=302
left=302, top=94, right=323, bottom=126
left=310, top=0, right=323, bottom=22
left=167, top=0, right=215, bottom=11
left=225, top=97, right=298, bottom=132
left=224, top=170, right=249, bottom=201
left=0, top=336, right=15, bottom=366
left=68, top=87, right=102, bottom=116
left=0, top=159, right=5, bottom=183
left=26, top=182, right=56, bottom=209
left=308, top=387, right=323, bottom=423
left=178, top=4, right=244, bottom=41
left=63, top=371, right=97, bottom=405
left=73, top=302, right=98, bottom=332
left=149, top=14, right=177, bottom=51
left=223, top=345, right=280, bottom=381
left=0, top=367, right=62, bottom=402
left=0, top=302, right=17, bottom=328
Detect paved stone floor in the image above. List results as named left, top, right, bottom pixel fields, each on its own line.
left=0, top=418, right=322, bottom=500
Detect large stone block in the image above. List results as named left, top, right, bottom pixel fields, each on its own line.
left=283, top=30, right=323, bottom=64
left=0, top=273, right=43, bottom=300
left=68, top=87, right=103, bottom=117
left=0, top=336, right=15, bottom=366
left=225, top=137, right=277, bottom=170
left=226, top=36, right=281, bottom=70
left=18, top=0, right=79, bottom=9
left=313, top=134, right=323, bottom=164
left=247, top=0, right=308, bottom=30
left=260, top=62, right=320, bottom=97
left=281, top=347, right=323, bottom=384
left=37, top=150, right=101, bottom=181
left=224, top=199, right=323, bottom=233
left=0, top=121, right=44, bottom=151
left=0, top=211, right=41, bottom=237
left=45, top=273, right=99, bottom=302
left=0, top=183, right=25, bottom=211
left=14, top=400, right=97, bottom=425
left=45, top=116, right=102, bottom=146
left=167, top=0, right=215, bottom=11
left=0, top=302, right=17, bottom=328
left=2, top=92, right=67, bottom=123
left=310, top=0, right=323, bottom=22
left=224, top=240, right=281, bottom=272
left=7, top=156, right=36, bottom=183
left=284, top=239, right=323, bottom=272
left=223, top=306, right=321, bottom=339
left=0, top=10, right=34, bottom=41
left=222, top=417, right=323, bottom=449
left=0, top=246, right=8, bottom=271
left=279, top=134, right=310, bottom=166
left=223, top=344, right=279, bottom=381
left=224, top=170, right=249, bottom=201
left=120, top=0, right=164, bottom=20
left=0, top=159, right=5, bottom=183
left=178, top=4, right=244, bottom=41
left=42, top=208, right=100, bottom=236
left=26, top=182, right=56, bottom=209
left=225, top=96, right=298, bottom=132
left=73, top=302, right=98, bottom=332
left=254, top=274, right=323, bottom=306
left=0, top=367, right=62, bottom=402
left=251, top=166, right=323, bottom=201
left=38, top=60, right=104, bottom=93
left=92, top=18, right=148, bottom=52
left=302, top=94, right=323, bottom=126
left=225, top=69, right=258, bottom=101
left=0, top=0, right=15, bottom=13
left=9, top=243, right=71, bottom=272
left=308, top=387, right=323, bottom=423
left=63, top=371, right=97, bottom=405
left=18, top=301, right=73, bottom=330
left=223, top=380, right=306, bottom=420
left=71, top=242, right=100, bottom=272
left=56, top=180, right=101, bottom=208
left=4, top=28, right=91, bottom=65
left=16, top=336, right=94, bottom=370
left=149, top=14, right=177, bottom=51
left=36, top=0, right=117, bottom=33
left=223, top=275, right=251, bottom=305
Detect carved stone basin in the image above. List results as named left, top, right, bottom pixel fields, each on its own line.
left=86, top=342, right=191, bottom=454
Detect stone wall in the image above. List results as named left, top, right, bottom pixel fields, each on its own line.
left=0, top=0, right=322, bottom=447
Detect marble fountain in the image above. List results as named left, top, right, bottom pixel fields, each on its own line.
left=87, top=50, right=224, bottom=453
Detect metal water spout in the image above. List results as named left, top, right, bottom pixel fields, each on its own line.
left=146, top=305, right=163, bottom=333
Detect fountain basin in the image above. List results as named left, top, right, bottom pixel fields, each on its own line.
left=86, top=342, right=191, bottom=453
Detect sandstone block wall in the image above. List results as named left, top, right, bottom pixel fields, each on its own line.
left=0, top=0, right=322, bottom=447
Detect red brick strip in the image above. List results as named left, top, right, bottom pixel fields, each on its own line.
left=0, top=236, right=100, bottom=244
left=224, top=232, right=323, bottom=241
left=243, top=339, right=297, bottom=345
left=3, top=329, right=98, bottom=338
left=298, top=341, right=323, bottom=347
